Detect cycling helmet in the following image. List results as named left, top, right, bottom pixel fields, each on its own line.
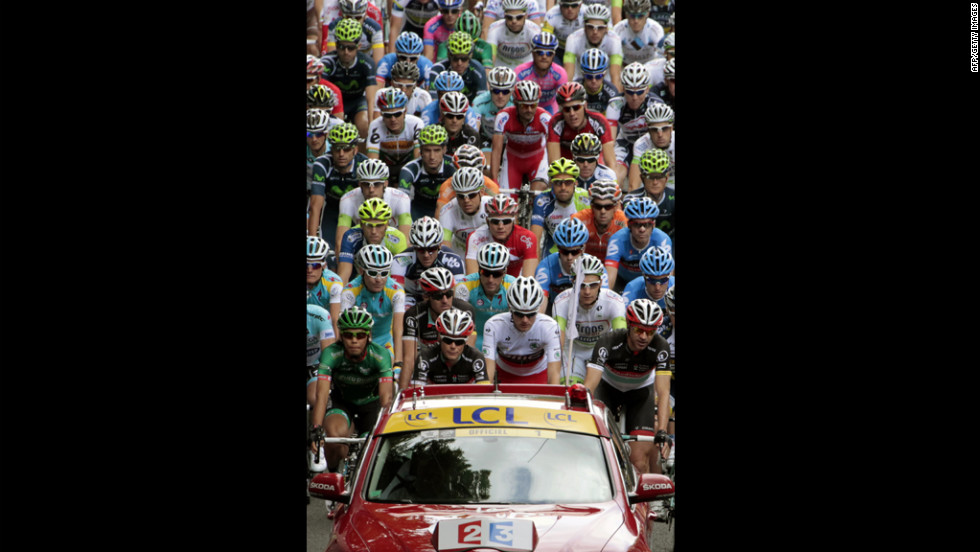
left=507, top=276, right=544, bottom=312
left=662, top=32, right=675, bottom=53
left=339, top=0, right=369, bottom=16
left=513, top=80, right=542, bottom=103
left=391, top=60, right=420, bottom=82
left=588, top=180, right=622, bottom=202
left=570, top=133, right=602, bottom=157
left=582, top=3, right=611, bottom=22
left=307, top=54, right=325, bottom=76
left=307, top=109, right=331, bottom=133
left=358, top=197, right=393, bottom=221
left=328, top=123, right=360, bottom=145
left=487, top=66, right=517, bottom=89
left=644, top=102, right=674, bottom=125
left=451, top=167, right=485, bottom=193
left=552, top=217, right=589, bottom=248
left=447, top=31, right=474, bottom=56
left=436, top=308, right=475, bottom=338
left=580, top=48, right=609, bottom=73
left=477, top=242, right=511, bottom=271
left=453, top=144, right=486, bottom=168
left=532, top=31, right=559, bottom=50
left=621, top=62, right=651, bottom=89
left=377, top=87, right=408, bottom=111
left=439, top=91, right=470, bottom=115
left=664, top=285, right=674, bottom=313
left=356, top=244, right=394, bottom=270
left=485, top=194, right=519, bottom=217
left=356, top=158, right=390, bottom=181
left=556, top=81, right=587, bottom=104
left=307, top=84, right=336, bottom=108
left=548, top=158, right=580, bottom=179
left=501, top=0, right=527, bottom=11
left=663, top=58, right=675, bottom=80
left=639, top=246, right=673, bottom=277
left=395, top=32, right=424, bottom=55
left=625, top=298, right=663, bottom=327
left=410, top=216, right=444, bottom=248
left=456, top=10, right=482, bottom=39
left=638, top=148, right=671, bottom=175
left=334, top=18, right=363, bottom=43
left=419, top=266, right=456, bottom=293
left=623, top=196, right=660, bottom=220
left=569, top=253, right=605, bottom=278
left=437, top=0, right=465, bottom=8
left=307, top=236, right=331, bottom=261
left=433, top=71, right=466, bottom=92
left=419, top=124, right=449, bottom=146
left=623, top=0, right=651, bottom=13
left=337, top=307, right=374, bottom=331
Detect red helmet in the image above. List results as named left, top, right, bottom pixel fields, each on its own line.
left=485, top=195, right=518, bottom=217
left=556, top=81, right=586, bottom=104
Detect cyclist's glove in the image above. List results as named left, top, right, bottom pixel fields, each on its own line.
left=654, top=429, right=670, bottom=445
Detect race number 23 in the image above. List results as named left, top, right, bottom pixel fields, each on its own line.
left=456, top=521, right=514, bottom=545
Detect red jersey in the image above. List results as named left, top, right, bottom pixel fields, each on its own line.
left=547, top=110, right=613, bottom=161
left=465, top=224, right=539, bottom=278
left=494, top=106, right=552, bottom=160
left=571, top=208, right=628, bottom=262
left=316, top=78, right=346, bottom=117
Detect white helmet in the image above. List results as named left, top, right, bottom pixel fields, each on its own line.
left=513, top=80, right=541, bottom=103
left=644, top=102, right=674, bottom=125
left=507, top=276, right=544, bottom=312
left=439, top=91, right=470, bottom=115
left=621, top=62, right=651, bottom=89
left=582, top=3, right=611, bottom=22
left=356, top=158, right=390, bottom=181
left=451, top=167, right=485, bottom=193
left=569, top=254, right=604, bottom=277
left=410, top=216, right=443, bottom=248
left=625, top=298, right=664, bottom=327
left=436, top=308, right=475, bottom=338
left=663, top=58, right=675, bottom=80
left=487, top=66, right=517, bottom=89
left=419, top=266, right=456, bottom=293
left=477, top=242, right=511, bottom=271
left=307, top=236, right=330, bottom=261
left=356, top=244, right=393, bottom=271
left=307, top=109, right=332, bottom=133
left=501, top=0, right=527, bottom=12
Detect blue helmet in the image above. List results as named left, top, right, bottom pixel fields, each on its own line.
left=552, top=217, right=590, bottom=249
left=580, top=48, right=609, bottom=74
left=623, top=196, right=660, bottom=220
left=639, top=246, right=673, bottom=277
left=433, top=70, right=465, bottom=92
left=532, top=31, right=559, bottom=50
left=377, top=87, right=408, bottom=110
left=395, top=32, right=424, bottom=55
left=436, top=0, right=465, bottom=9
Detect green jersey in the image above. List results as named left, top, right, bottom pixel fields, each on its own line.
left=437, top=38, right=494, bottom=67
left=317, top=341, right=394, bottom=405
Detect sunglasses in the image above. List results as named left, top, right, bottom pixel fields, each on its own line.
left=629, top=221, right=653, bottom=229
left=642, top=172, right=669, bottom=180
left=551, top=178, right=576, bottom=187
left=560, top=3, right=581, bottom=7
left=489, top=218, right=514, bottom=225
left=360, top=181, right=385, bottom=188
left=585, top=24, right=607, bottom=31
left=562, top=104, right=584, bottom=113
left=491, top=88, right=512, bottom=95
left=574, top=156, right=597, bottom=164
left=558, top=247, right=583, bottom=256
left=459, top=191, right=481, bottom=200
left=397, top=55, right=420, bottom=62
left=628, top=12, right=648, bottom=19
left=645, top=275, right=670, bottom=285
left=625, top=89, right=647, bottom=96
left=534, top=50, right=555, bottom=57
left=416, top=246, right=440, bottom=254
left=630, top=325, right=657, bottom=336
left=450, top=56, right=471, bottom=63
left=333, top=145, right=357, bottom=152
left=584, top=73, right=605, bottom=80
left=307, top=262, right=324, bottom=269
left=393, top=81, right=416, bottom=89
left=365, top=269, right=390, bottom=278
left=592, top=202, right=616, bottom=211
left=441, top=8, right=461, bottom=14
left=480, top=269, right=505, bottom=278
left=361, top=221, right=388, bottom=228
left=649, top=124, right=672, bottom=133
left=427, top=290, right=454, bottom=300
left=505, top=14, right=525, bottom=21
left=512, top=311, right=537, bottom=319
left=338, top=44, right=359, bottom=51
left=307, top=131, right=326, bottom=138
left=441, top=336, right=467, bottom=346
left=341, top=331, right=369, bottom=340
left=382, top=111, right=405, bottom=118
left=443, top=113, right=466, bottom=120
left=580, top=281, right=601, bottom=289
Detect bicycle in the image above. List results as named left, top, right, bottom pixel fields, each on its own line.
left=316, top=434, right=370, bottom=518
left=496, top=178, right=545, bottom=230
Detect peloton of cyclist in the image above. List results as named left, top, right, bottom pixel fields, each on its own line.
left=490, top=80, right=552, bottom=193
left=411, top=308, right=490, bottom=385
left=453, top=242, right=517, bottom=350
left=603, top=195, right=671, bottom=291
left=337, top=198, right=409, bottom=285
left=482, top=276, right=562, bottom=384
left=530, top=158, right=591, bottom=260
left=465, top=194, right=539, bottom=277
left=571, top=179, right=628, bottom=262
left=392, top=216, right=466, bottom=308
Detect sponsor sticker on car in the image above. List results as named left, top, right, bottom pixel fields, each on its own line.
left=382, top=406, right=598, bottom=435
left=434, top=518, right=537, bottom=552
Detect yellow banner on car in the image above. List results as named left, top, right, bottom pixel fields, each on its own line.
left=383, top=406, right=598, bottom=435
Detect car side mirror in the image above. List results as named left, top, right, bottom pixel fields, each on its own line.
left=309, top=473, right=350, bottom=504
left=628, top=473, right=674, bottom=505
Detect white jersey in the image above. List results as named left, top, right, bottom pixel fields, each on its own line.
left=584, top=163, right=618, bottom=183
left=563, top=30, right=624, bottom=81
left=643, top=57, right=666, bottom=89
left=376, top=87, right=432, bottom=118
left=487, top=19, right=543, bottom=70
left=339, top=186, right=413, bottom=227
left=482, top=312, right=562, bottom=377
left=484, top=0, right=545, bottom=20
left=632, top=132, right=675, bottom=187
left=366, top=113, right=423, bottom=162
left=552, top=287, right=626, bottom=379
left=439, top=195, right=492, bottom=257
left=613, top=18, right=665, bottom=66
left=307, top=304, right=336, bottom=367
left=541, top=6, right=584, bottom=49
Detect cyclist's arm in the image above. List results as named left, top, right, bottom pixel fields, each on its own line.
left=337, top=261, right=354, bottom=287
left=482, top=15, right=495, bottom=40
left=601, top=140, right=617, bottom=170
left=546, top=360, right=561, bottom=385
left=521, top=232, right=539, bottom=277
left=365, top=84, right=378, bottom=124
left=490, top=133, right=504, bottom=182
left=309, top=195, right=325, bottom=236
left=655, top=373, right=671, bottom=433
left=308, top=3, right=321, bottom=56
left=330, top=301, right=342, bottom=341
left=388, top=16, right=403, bottom=53
left=312, top=368, right=332, bottom=427
left=530, top=223, right=545, bottom=261
left=627, top=162, right=641, bottom=191
left=584, top=363, right=602, bottom=391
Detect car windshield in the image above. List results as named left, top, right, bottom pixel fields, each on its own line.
left=364, top=429, right=614, bottom=504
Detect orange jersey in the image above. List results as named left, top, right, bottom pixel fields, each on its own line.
left=436, top=175, right=500, bottom=214
left=571, top=209, right=629, bottom=262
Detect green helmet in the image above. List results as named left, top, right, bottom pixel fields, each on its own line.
left=639, top=148, right=671, bottom=175
left=334, top=18, right=363, bottom=44
left=548, top=158, right=580, bottom=179
left=337, top=307, right=374, bottom=331
left=419, top=124, right=449, bottom=146
left=328, top=123, right=360, bottom=145
left=446, top=31, right=474, bottom=56
left=455, top=10, right=482, bottom=39
left=358, top=197, right=393, bottom=221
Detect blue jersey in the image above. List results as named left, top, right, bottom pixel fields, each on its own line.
left=341, top=275, right=407, bottom=350
left=308, top=269, right=344, bottom=310
left=453, top=273, right=516, bottom=350
left=621, top=275, right=675, bottom=338
left=420, top=100, right=481, bottom=134
left=604, top=227, right=673, bottom=284
left=530, top=189, right=591, bottom=255
left=307, top=304, right=336, bottom=367
left=533, top=252, right=610, bottom=298
left=375, top=53, right=434, bottom=87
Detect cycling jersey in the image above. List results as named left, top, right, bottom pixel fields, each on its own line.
left=552, top=287, right=626, bottom=380
left=541, top=6, right=583, bottom=51
left=493, top=105, right=552, bottom=189
left=392, top=0, right=440, bottom=36
left=562, top=30, right=624, bottom=81
left=399, top=156, right=456, bottom=206
left=482, top=312, right=562, bottom=380
left=436, top=38, right=495, bottom=68
left=422, top=14, right=455, bottom=60
left=486, top=19, right=543, bottom=70
left=439, top=195, right=492, bottom=257
left=612, top=18, right=664, bottom=66
left=308, top=304, right=337, bottom=368
left=308, top=269, right=345, bottom=310
left=326, top=16, right=385, bottom=57
left=375, top=53, right=434, bottom=87
left=650, top=81, right=674, bottom=109
left=621, top=187, right=675, bottom=239
left=630, top=132, right=675, bottom=188
left=429, top=59, right=489, bottom=103
left=472, top=91, right=514, bottom=152
left=609, top=94, right=664, bottom=162
left=446, top=124, right=483, bottom=157
left=573, top=77, right=621, bottom=114
left=338, top=226, right=409, bottom=266
left=514, top=61, right=568, bottom=115
left=642, top=57, right=666, bottom=89
left=577, top=163, right=618, bottom=191
left=547, top=109, right=613, bottom=161
left=587, top=328, right=669, bottom=392
left=311, top=153, right=370, bottom=202
left=530, top=188, right=592, bottom=255
left=391, top=246, right=466, bottom=307
left=483, top=0, right=544, bottom=20
left=318, top=341, right=394, bottom=405
left=604, top=226, right=672, bottom=284
left=366, top=114, right=424, bottom=175
left=620, top=274, right=675, bottom=339
left=648, top=0, right=675, bottom=35
left=466, top=224, right=538, bottom=278
left=320, top=51, right=378, bottom=108
left=413, top=343, right=489, bottom=384
left=453, top=273, right=516, bottom=350
left=571, top=208, right=629, bottom=262
left=338, top=187, right=414, bottom=229
left=534, top=252, right=610, bottom=315
left=314, top=78, right=347, bottom=117
left=420, top=100, right=482, bottom=134
left=341, top=275, right=406, bottom=353
left=403, top=299, right=476, bottom=349
left=375, top=85, right=432, bottom=118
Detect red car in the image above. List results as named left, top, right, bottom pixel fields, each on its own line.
left=310, top=383, right=674, bottom=552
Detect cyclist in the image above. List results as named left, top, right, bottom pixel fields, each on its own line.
left=486, top=0, right=543, bottom=70
left=570, top=132, right=617, bottom=190
left=307, top=236, right=345, bottom=340
left=307, top=110, right=332, bottom=205
left=627, top=101, right=674, bottom=191
left=483, top=0, right=545, bottom=34
left=320, top=18, right=379, bottom=139
left=533, top=217, right=610, bottom=314
left=307, top=302, right=338, bottom=407
left=604, top=196, right=671, bottom=291
left=392, top=216, right=466, bottom=308
left=465, top=194, right=539, bottom=277
left=376, top=32, right=435, bottom=88
left=308, top=56, right=347, bottom=118
left=341, top=245, right=406, bottom=365
left=324, top=0, right=385, bottom=65
left=574, top=48, right=621, bottom=116
left=311, top=307, right=395, bottom=472
left=571, top=179, right=628, bottom=262
left=401, top=267, right=477, bottom=387
left=437, top=91, right=482, bottom=154
left=310, top=123, right=369, bottom=241
left=482, top=276, right=562, bottom=384
left=308, top=0, right=322, bottom=56
left=547, top=81, right=616, bottom=164
left=490, top=80, right=552, bottom=193
left=661, top=32, right=673, bottom=60
left=390, top=0, right=440, bottom=52
left=514, top=31, right=568, bottom=116
left=412, top=308, right=490, bottom=385
left=367, top=88, right=423, bottom=181
left=435, top=145, right=501, bottom=213
left=621, top=246, right=674, bottom=340
left=337, top=198, right=409, bottom=285
left=530, top=158, right=591, bottom=260
left=436, top=10, right=494, bottom=68
left=336, top=158, right=413, bottom=253
left=429, top=32, right=488, bottom=103
left=585, top=298, right=670, bottom=474
left=552, top=253, right=626, bottom=384
left=651, top=56, right=673, bottom=108
left=613, top=0, right=664, bottom=66
left=307, top=80, right=345, bottom=119
left=471, top=67, right=516, bottom=154
left=423, top=0, right=466, bottom=62
left=420, top=71, right=481, bottom=133
left=399, top=124, right=457, bottom=221
left=608, top=62, right=664, bottom=184
left=563, top=4, right=623, bottom=90
left=622, top=148, right=674, bottom=238
left=386, top=62, right=433, bottom=118
left=439, top=166, right=493, bottom=257
left=453, top=242, right=517, bottom=350
left=541, top=0, right=584, bottom=62
left=648, top=0, right=674, bottom=35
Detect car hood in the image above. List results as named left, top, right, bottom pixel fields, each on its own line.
left=342, top=502, right=634, bottom=552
